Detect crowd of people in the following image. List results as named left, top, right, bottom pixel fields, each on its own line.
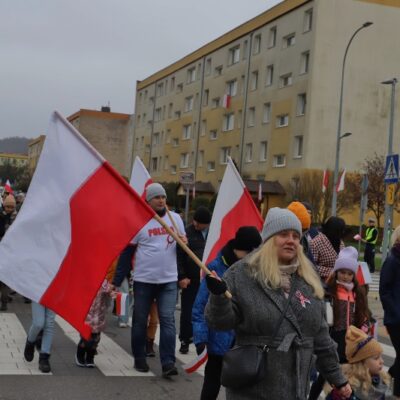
left=1, top=182, right=400, bottom=400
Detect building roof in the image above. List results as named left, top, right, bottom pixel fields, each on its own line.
left=28, top=135, right=46, bottom=147
left=243, top=179, right=286, bottom=195
left=67, top=109, right=130, bottom=122
left=0, top=153, right=28, bottom=159
left=137, top=0, right=310, bottom=90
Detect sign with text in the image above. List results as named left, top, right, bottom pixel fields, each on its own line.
left=179, top=171, right=195, bottom=186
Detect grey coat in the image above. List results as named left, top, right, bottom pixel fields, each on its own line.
left=205, top=260, right=346, bottom=400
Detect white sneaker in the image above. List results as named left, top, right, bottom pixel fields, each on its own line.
left=119, top=322, right=128, bottom=328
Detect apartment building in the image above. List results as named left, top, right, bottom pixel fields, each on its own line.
left=28, top=135, right=46, bottom=173
left=133, top=0, right=400, bottom=214
left=0, top=153, right=28, bottom=168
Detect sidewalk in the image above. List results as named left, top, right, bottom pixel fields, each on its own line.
left=368, top=291, right=388, bottom=338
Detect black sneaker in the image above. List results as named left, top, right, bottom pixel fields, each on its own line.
left=85, top=349, right=96, bottom=368
left=179, top=341, right=189, bottom=354
left=162, top=364, right=178, bottom=378
left=24, top=339, right=35, bottom=362
left=75, top=346, right=86, bottom=367
left=134, top=359, right=150, bottom=373
left=38, top=353, right=51, bottom=373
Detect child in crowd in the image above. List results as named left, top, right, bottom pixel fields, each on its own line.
left=327, top=325, right=395, bottom=399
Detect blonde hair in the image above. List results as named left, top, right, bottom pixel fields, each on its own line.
left=248, top=237, right=324, bottom=299
left=391, top=225, right=400, bottom=246
left=342, top=362, right=391, bottom=395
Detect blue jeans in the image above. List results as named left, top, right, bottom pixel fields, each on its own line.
left=27, top=302, right=56, bottom=355
left=132, top=281, right=177, bottom=366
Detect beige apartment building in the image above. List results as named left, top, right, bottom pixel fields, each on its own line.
left=68, top=108, right=135, bottom=178
left=133, top=0, right=400, bottom=219
left=0, top=153, right=28, bottom=168
left=28, top=135, right=46, bottom=173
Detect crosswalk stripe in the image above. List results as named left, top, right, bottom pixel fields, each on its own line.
left=0, top=313, right=51, bottom=375
left=55, top=316, right=155, bottom=377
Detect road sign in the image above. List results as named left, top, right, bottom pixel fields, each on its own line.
left=179, top=171, right=195, bottom=186
left=384, top=154, right=399, bottom=183
left=387, top=183, right=396, bottom=205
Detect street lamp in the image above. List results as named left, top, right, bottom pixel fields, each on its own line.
left=331, top=21, right=373, bottom=216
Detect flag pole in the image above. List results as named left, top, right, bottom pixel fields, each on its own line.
left=152, top=213, right=232, bottom=299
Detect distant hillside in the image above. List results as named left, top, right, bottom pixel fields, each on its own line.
left=0, top=137, right=30, bottom=154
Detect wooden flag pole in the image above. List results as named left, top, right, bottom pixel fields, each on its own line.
left=153, top=212, right=232, bottom=299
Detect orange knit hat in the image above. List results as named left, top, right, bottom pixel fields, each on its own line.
left=287, top=201, right=311, bottom=230
left=345, top=325, right=382, bottom=364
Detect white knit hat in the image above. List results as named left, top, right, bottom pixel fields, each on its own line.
left=333, top=246, right=359, bottom=274
left=146, top=183, right=167, bottom=202
left=261, top=207, right=302, bottom=242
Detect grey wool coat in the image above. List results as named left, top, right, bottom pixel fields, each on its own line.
left=205, top=260, right=347, bottom=400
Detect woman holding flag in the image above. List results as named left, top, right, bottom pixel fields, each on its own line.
left=205, top=208, right=351, bottom=400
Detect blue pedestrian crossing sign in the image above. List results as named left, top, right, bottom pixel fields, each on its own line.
left=384, top=154, right=399, bottom=183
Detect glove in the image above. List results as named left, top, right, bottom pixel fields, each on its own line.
left=206, top=274, right=227, bottom=295
left=195, top=343, right=206, bottom=355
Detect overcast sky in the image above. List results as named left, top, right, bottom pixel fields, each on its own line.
left=0, top=0, right=281, bottom=139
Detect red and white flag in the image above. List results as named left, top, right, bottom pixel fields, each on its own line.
left=115, top=292, right=129, bottom=317
left=356, top=261, right=372, bottom=286
left=336, top=169, right=346, bottom=192
left=222, top=94, right=231, bottom=109
left=258, top=182, right=263, bottom=201
left=0, top=111, right=155, bottom=338
left=322, top=170, right=329, bottom=193
left=4, top=179, right=13, bottom=194
left=130, top=156, right=153, bottom=199
left=183, top=347, right=208, bottom=374
left=202, top=157, right=263, bottom=265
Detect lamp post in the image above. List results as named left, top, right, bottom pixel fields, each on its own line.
left=331, top=21, right=373, bottom=216
left=381, top=78, right=398, bottom=261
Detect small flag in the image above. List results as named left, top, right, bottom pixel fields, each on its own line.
left=222, top=94, right=231, bottom=109
left=356, top=262, right=372, bottom=285
left=183, top=347, right=208, bottom=374
left=258, top=182, right=262, bottom=201
left=4, top=179, right=13, bottom=194
left=115, top=292, right=128, bottom=317
left=322, top=170, right=329, bottom=193
left=336, top=169, right=346, bottom=192
left=130, top=156, right=153, bottom=199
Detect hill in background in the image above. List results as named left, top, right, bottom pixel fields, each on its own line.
left=0, top=137, right=30, bottom=154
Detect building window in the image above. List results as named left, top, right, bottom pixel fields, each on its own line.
left=280, top=73, right=293, bottom=88
left=260, top=141, right=268, bottom=162
left=209, top=130, right=218, bottom=140
left=294, top=135, right=303, bottom=158
left=156, top=82, right=164, bottom=97
left=201, top=120, right=207, bottom=136
left=177, top=83, right=183, bottom=93
left=180, top=153, right=190, bottom=168
left=184, top=96, right=194, bottom=112
left=171, top=165, right=177, bottom=174
left=187, top=67, right=196, bottom=83
left=207, top=161, right=215, bottom=171
left=211, top=97, right=220, bottom=108
left=168, top=103, right=173, bottom=119
left=243, top=40, right=248, bottom=59
left=151, top=157, right=158, bottom=171
left=170, top=77, right=175, bottom=91
left=248, top=107, right=256, bottom=127
left=273, top=154, right=286, bottom=167
left=172, top=138, right=179, bottom=147
left=283, top=33, right=296, bottom=48
left=220, top=147, right=231, bottom=164
left=262, top=103, right=271, bottom=123
left=154, top=108, right=162, bottom=122
left=266, top=65, right=274, bottom=86
left=228, top=46, right=240, bottom=65
left=276, top=114, right=289, bottom=127
left=250, top=71, right=259, bottom=91
left=164, top=156, right=169, bottom=170
left=145, top=144, right=150, bottom=153
left=253, top=34, right=261, bottom=54
left=297, top=93, right=307, bottom=115
left=174, top=110, right=181, bottom=120
left=205, top=58, right=212, bottom=75
left=222, top=113, right=235, bottom=131
left=304, top=9, right=313, bottom=32
left=268, top=26, right=277, bottom=48
left=198, top=150, right=204, bottom=167
left=182, top=124, right=192, bottom=140
left=153, top=132, right=160, bottom=146
left=300, top=51, right=310, bottom=74
left=203, top=89, right=209, bottom=106
left=226, top=80, right=238, bottom=97
left=214, top=65, right=223, bottom=76
left=245, top=143, right=253, bottom=163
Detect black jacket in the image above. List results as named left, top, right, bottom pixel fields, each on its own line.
left=177, top=224, right=207, bottom=282
left=379, top=248, right=400, bottom=326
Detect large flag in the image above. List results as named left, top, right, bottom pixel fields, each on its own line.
left=130, top=156, right=153, bottom=198
left=0, top=111, right=155, bottom=338
left=336, top=169, right=346, bottom=192
left=322, top=170, right=329, bottom=193
left=4, top=179, right=13, bottom=194
left=202, top=157, right=263, bottom=265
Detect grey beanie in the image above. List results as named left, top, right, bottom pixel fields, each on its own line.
left=261, top=207, right=302, bottom=242
left=146, top=183, right=167, bottom=202
left=333, top=246, right=359, bottom=274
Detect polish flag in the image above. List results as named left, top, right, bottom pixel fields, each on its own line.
left=322, top=170, right=329, bottom=193
left=336, top=169, right=346, bottom=192
left=115, top=292, right=129, bottom=317
left=130, top=156, right=153, bottom=199
left=183, top=347, right=208, bottom=374
left=356, top=261, right=372, bottom=285
left=222, top=94, right=231, bottom=109
left=0, top=111, right=155, bottom=338
left=4, top=179, right=13, bottom=194
left=202, top=157, right=263, bottom=265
